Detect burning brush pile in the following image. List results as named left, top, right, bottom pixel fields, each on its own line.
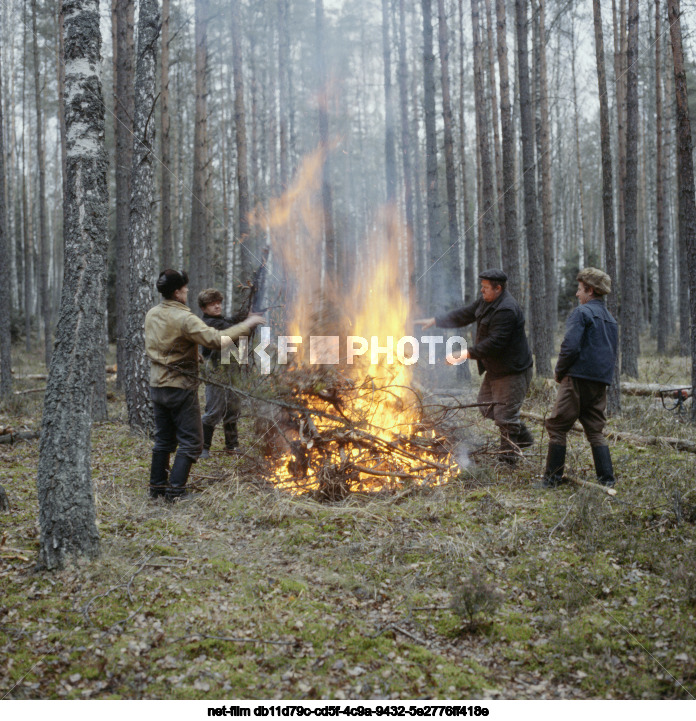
left=249, top=150, right=461, bottom=499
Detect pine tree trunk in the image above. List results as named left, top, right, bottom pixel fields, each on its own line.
left=231, top=0, right=251, bottom=306
left=278, top=0, right=289, bottom=189
left=515, top=0, right=550, bottom=376
left=592, top=0, right=621, bottom=415
left=114, top=0, right=134, bottom=389
left=570, top=15, right=589, bottom=267
left=437, top=0, right=462, bottom=308
left=189, top=0, right=209, bottom=306
left=655, top=0, right=669, bottom=355
left=125, top=0, right=159, bottom=434
left=160, top=0, right=173, bottom=269
left=533, top=0, right=554, bottom=330
left=382, top=0, right=397, bottom=204
left=471, top=0, right=498, bottom=271
left=37, top=0, right=106, bottom=570
left=668, top=0, right=696, bottom=412
left=621, top=0, right=640, bottom=377
left=0, top=34, right=10, bottom=398
left=495, top=0, right=520, bottom=298
left=30, top=0, right=51, bottom=369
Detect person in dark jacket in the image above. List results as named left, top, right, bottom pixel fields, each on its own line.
left=541, top=267, right=618, bottom=488
left=198, top=288, right=245, bottom=457
left=417, top=269, right=534, bottom=463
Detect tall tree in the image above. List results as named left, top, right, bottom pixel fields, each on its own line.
left=114, top=0, right=134, bottom=389
left=516, top=0, right=550, bottom=376
left=621, top=0, right=640, bottom=377
left=655, top=0, right=669, bottom=355
left=382, top=0, right=397, bottom=204
left=160, top=0, right=173, bottom=268
left=437, top=0, right=462, bottom=308
left=471, top=0, right=498, bottom=269
left=30, top=0, right=51, bottom=368
left=495, top=0, right=520, bottom=297
left=37, top=0, right=107, bottom=569
left=668, top=0, right=696, bottom=413
left=0, top=32, right=10, bottom=399
left=125, top=0, right=160, bottom=433
left=188, top=0, right=210, bottom=306
left=592, top=0, right=621, bottom=414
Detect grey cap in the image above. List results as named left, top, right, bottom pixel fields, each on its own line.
left=479, top=268, right=508, bottom=283
left=576, top=267, right=611, bottom=295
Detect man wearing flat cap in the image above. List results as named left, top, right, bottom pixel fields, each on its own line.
left=417, top=268, right=534, bottom=464
left=541, top=267, right=618, bottom=488
left=144, top=270, right=265, bottom=501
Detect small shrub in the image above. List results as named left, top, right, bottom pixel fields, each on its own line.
left=449, top=568, right=503, bottom=630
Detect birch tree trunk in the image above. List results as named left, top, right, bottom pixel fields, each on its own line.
left=622, top=0, right=640, bottom=377
left=592, top=0, right=621, bottom=415
left=114, top=0, right=134, bottom=389
left=37, top=0, right=107, bottom=569
left=125, top=0, right=159, bottom=433
left=515, top=0, right=550, bottom=376
left=495, top=0, right=520, bottom=298
left=382, top=0, right=397, bottom=204
left=668, top=0, right=696, bottom=413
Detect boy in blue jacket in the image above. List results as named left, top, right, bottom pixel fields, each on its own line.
left=542, top=268, right=618, bottom=488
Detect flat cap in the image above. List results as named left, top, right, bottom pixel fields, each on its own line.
left=479, top=268, right=507, bottom=283
left=576, top=267, right=611, bottom=296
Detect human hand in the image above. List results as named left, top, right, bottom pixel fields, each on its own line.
left=446, top=348, right=469, bottom=365
left=244, top=313, right=266, bottom=331
left=415, top=317, right=436, bottom=330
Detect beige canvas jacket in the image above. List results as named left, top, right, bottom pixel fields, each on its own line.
left=145, top=300, right=252, bottom=389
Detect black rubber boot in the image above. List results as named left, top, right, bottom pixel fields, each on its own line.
left=200, top=425, right=215, bottom=459
left=223, top=421, right=239, bottom=451
left=149, top=451, right=170, bottom=499
left=592, top=445, right=616, bottom=487
left=515, top=422, right=534, bottom=449
left=539, top=444, right=566, bottom=488
left=166, top=453, right=195, bottom=501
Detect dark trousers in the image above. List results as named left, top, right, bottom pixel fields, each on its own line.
left=477, top=366, right=533, bottom=437
left=150, top=386, right=203, bottom=460
left=545, top=376, right=608, bottom=447
left=201, top=383, right=240, bottom=444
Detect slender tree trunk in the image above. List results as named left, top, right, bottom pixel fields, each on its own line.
left=668, top=0, right=696, bottom=409
left=160, top=0, right=172, bottom=269
left=278, top=0, right=289, bottom=189
left=570, top=15, right=589, bottom=267
left=397, top=0, right=416, bottom=299
left=471, top=0, right=498, bottom=270
left=655, top=0, right=669, bottom=354
left=613, top=0, right=627, bottom=311
left=188, top=0, right=209, bottom=307
left=114, top=0, right=134, bottom=389
left=30, top=0, right=51, bottom=368
left=37, top=0, right=107, bottom=570
left=592, top=0, right=621, bottom=415
left=516, top=0, right=550, bottom=376
left=534, top=0, right=554, bottom=330
left=0, top=33, right=10, bottom=398
left=460, top=0, right=476, bottom=303
left=437, top=0, right=462, bottom=308
left=316, top=0, right=336, bottom=288
left=382, top=0, right=397, bottom=204
left=494, top=0, right=519, bottom=298
left=232, top=0, right=251, bottom=306
left=621, top=0, right=640, bottom=377
left=125, top=0, right=159, bottom=433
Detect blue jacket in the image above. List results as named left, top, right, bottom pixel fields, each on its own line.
left=435, top=290, right=533, bottom=378
left=555, top=299, right=618, bottom=385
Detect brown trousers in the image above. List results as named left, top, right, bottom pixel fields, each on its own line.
left=545, top=376, right=608, bottom=447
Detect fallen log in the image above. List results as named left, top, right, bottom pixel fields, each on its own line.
left=14, top=387, right=45, bottom=395
left=0, top=431, right=40, bottom=444
left=521, top=411, right=696, bottom=454
left=12, top=365, right=117, bottom=380
left=542, top=378, right=691, bottom=398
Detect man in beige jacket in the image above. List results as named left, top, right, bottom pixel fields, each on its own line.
left=145, top=269, right=264, bottom=500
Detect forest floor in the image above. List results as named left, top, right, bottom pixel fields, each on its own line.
left=1, top=340, right=696, bottom=700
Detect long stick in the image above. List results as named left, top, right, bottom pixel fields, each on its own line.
left=567, top=475, right=617, bottom=496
